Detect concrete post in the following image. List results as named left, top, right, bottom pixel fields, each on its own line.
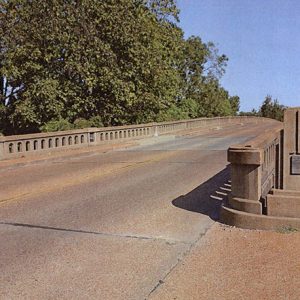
left=230, top=163, right=262, bottom=201
left=0, top=140, right=4, bottom=160
left=154, top=125, right=159, bottom=137
left=228, top=147, right=263, bottom=214
left=283, top=108, right=300, bottom=190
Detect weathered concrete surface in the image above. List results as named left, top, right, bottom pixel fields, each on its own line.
left=221, top=205, right=300, bottom=231
left=150, top=223, right=300, bottom=300
left=0, top=123, right=276, bottom=299
left=0, top=225, right=189, bottom=299
left=283, top=108, right=300, bottom=190
left=268, top=194, right=300, bottom=218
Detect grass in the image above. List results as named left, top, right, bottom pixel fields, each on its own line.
left=277, top=226, right=299, bottom=234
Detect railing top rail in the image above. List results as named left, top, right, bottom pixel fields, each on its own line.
left=0, top=115, right=275, bottom=143
left=0, top=128, right=91, bottom=142
left=228, top=121, right=283, bottom=166
left=229, top=122, right=283, bottom=151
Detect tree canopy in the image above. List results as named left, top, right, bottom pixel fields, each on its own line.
left=0, top=0, right=240, bottom=135
left=259, top=95, right=286, bottom=121
left=239, top=95, right=286, bottom=121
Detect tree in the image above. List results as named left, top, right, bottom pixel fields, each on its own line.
left=0, top=0, right=239, bottom=135
left=0, top=0, right=184, bottom=134
left=240, top=96, right=286, bottom=121
left=259, top=95, right=286, bottom=121
left=239, top=109, right=259, bottom=117
left=204, top=42, right=228, bottom=80
left=229, top=96, right=240, bottom=116
left=179, top=36, right=208, bottom=102
left=197, top=79, right=232, bottom=117
left=178, top=37, right=238, bottom=118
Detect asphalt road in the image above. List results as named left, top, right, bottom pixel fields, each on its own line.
left=0, top=122, right=273, bottom=299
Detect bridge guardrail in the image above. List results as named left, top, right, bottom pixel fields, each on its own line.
left=227, top=121, right=283, bottom=214
left=0, top=116, right=271, bottom=160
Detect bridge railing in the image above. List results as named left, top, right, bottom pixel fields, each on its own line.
left=227, top=121, right=283, bottom=214
left=0, top=116, right=270, bottom=160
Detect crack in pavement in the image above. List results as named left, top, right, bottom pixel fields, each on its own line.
left=145, top=224, right=213, bottom=300
left=0, top=221, right=190, bottom=245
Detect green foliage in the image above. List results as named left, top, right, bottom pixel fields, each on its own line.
left=240, top=96, right=286, bottom=121
left=40, top=115, right=104, bottom=132
left=88, top=116, right=104, bottom=128
left=156, top=104, right=189, bottom=122
left=73, top=116, right=103, bottom=129
left=0, top=0, right=240, bottom=135
left=229, top=96, right=240, bottom=116
left=239, top=109, right=259, bottom=117
left=178, top=37, right=237, bottom=119
left=196, top=80, right=233, bottom=117
left=277, top=226, right=298, bottom=234
left=259, top=95, right=286, bottom=121
left=40, top=118, right=73, bottom=132
left=73, top=118, right=92, bottom=130
left=179, top=98, right=200, bottom=119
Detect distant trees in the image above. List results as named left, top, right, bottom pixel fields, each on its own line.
left=0, top=0, right=239, bottom=135
left=240, top=95, right=286, bottom=121
left=239, top=109, right=259, bottom=117
left=259, top=95, right=286, bottom=121
left=229, top=96, right=240, bottom=116
left=177, top=36, right=237, bottom=118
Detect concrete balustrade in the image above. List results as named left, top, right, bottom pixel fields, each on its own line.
left=0, top=129, right=91, bottom=159
left=0, top=116, right=267, bottom=160
left=283, top=108, right=300, bottom=190
left=227, top=123, right=283, bottom=215
left=222, top=108, right=300, bottom=230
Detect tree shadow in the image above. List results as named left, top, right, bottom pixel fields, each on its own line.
left=172, top=166, right=230, bottom=220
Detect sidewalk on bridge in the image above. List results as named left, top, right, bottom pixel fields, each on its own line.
left=149, top=223, right=300, bottom=300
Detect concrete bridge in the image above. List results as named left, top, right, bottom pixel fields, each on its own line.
left=0, top=113, right=299, bottom=299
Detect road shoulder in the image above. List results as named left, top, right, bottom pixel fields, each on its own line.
left=149, top=222, right=300, bottom=300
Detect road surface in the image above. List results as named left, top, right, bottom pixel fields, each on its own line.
left=0, top=122, right=273, bottom=299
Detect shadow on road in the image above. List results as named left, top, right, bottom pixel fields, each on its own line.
left=172, top=166, right=230, bottom=220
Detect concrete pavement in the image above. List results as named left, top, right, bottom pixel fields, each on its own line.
left=149, top=223, right=300, bottom=300
left=0, top=123, right=274, bottom=299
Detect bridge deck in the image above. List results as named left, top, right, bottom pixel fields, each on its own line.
left=0, top=123, right=276, bottom=299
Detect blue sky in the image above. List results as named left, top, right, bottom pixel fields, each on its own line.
left=177, top=0, right=300, bottom=111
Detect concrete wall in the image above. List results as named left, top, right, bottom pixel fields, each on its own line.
left=221, top=206, right=300, bottom=231
left=228, top=121, right=283, bottom=215
left=0, top=116, right=267, bottom=161
left=223, top=108, right=300, bottom=230
left=283, top=108, right=300, bottom=190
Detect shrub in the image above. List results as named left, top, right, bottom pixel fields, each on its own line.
left=73, top=118, right=91, bottom=129
left=156, top=105, right=189, bottom=122
left=40, top=118, right=73, bottom=132
left=89, top=116, right=104, bottom=128
left=73, top=116, right=104, bottom=129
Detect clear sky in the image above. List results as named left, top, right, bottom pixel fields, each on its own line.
left=177, top=0, right=300, bottom=111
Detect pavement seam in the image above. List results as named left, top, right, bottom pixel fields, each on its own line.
left=145, top=223, right=213, bottom=300
left=0, top=221, right=190, bottom=245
